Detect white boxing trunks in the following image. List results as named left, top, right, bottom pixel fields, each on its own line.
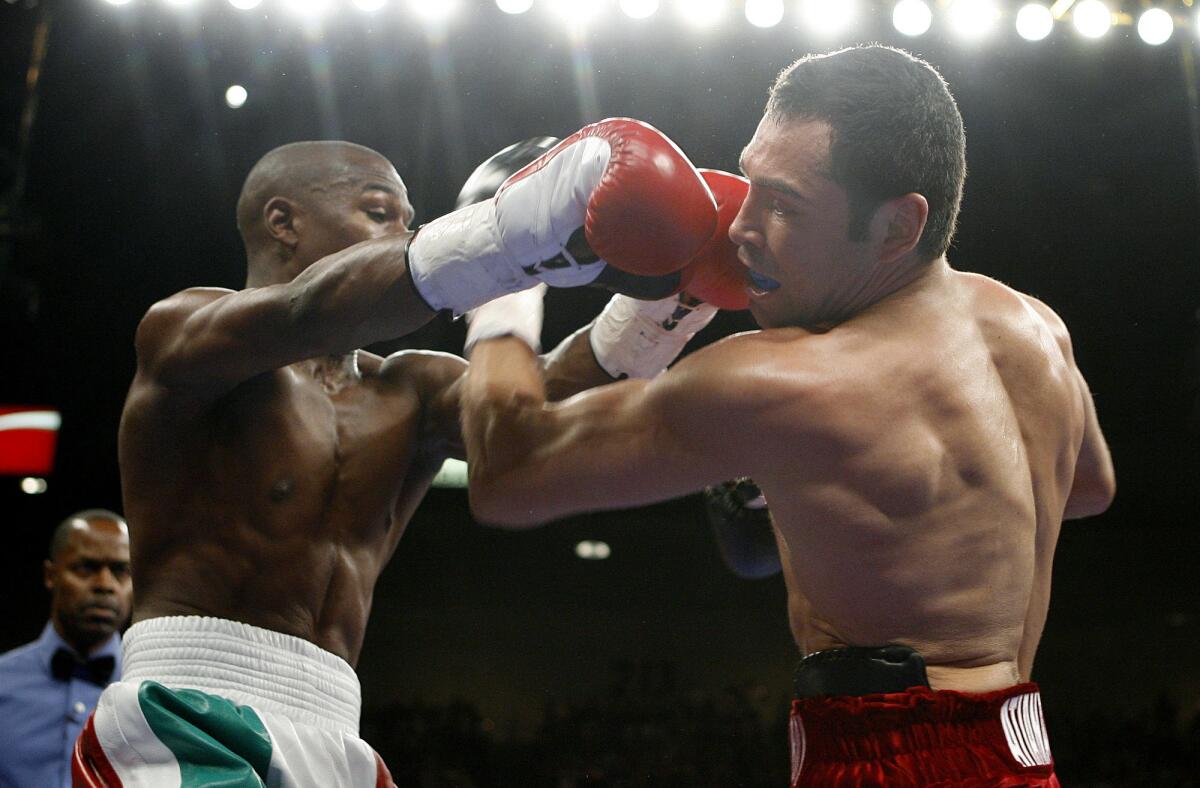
left=72, top=616, right=394, bottom=788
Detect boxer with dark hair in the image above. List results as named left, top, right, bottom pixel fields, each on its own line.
left=75, top=122, right=725, bottom=786
left=461, top=46, right=1114, bottom=787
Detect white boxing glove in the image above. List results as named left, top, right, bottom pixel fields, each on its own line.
left=588, top=291, right=718, bottom=380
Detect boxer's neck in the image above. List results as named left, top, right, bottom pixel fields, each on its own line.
left=304, top=351, right=360, bottom=395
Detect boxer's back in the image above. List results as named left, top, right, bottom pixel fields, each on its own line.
left=760, top=269, right=1086, bottom=692
left=119, top=335, right=460, bottom=666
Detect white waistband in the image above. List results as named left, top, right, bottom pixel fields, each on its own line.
left=122, top=616, right=361, bottom=735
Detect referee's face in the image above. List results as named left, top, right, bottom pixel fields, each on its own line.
left=45, top=518, right=132, bottom=654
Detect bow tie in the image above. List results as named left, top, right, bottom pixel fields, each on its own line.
left=51, top=648, right=115, bottom=687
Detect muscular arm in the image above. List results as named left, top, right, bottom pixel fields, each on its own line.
left=1063, top=367, right=1116, bottom=519
left=462, top=333, right=777, bottom=526
left=540, top=324, right=619, bottom=402
left=1021, top=295, right=1115, bottom=520
left=136, top=234, right=434, bottom=397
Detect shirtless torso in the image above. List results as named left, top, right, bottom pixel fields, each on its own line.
left=461, top=116, right=1114, bottom=695
left=120, top=323, right=463, bottom=665
left=755, top=267, right=1100, bottom=691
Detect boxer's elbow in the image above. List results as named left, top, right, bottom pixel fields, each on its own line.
left=1063, top=466, right=1116, bottom=520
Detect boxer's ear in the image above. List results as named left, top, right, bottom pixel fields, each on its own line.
left=871, top=192, right=928, bottom=265
left=264, top=196, right=300, bottom=250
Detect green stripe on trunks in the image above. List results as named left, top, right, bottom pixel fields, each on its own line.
left=137, top=681, right=273, bottom=787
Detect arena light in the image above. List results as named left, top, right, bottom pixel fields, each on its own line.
left=892, top=0, right=932, bottom=36
left=225, top=85, right=248, bottom=108
left=620, top=0, right=659, bottom=19
left=745, top=0, right=783, bottom=27
left=1015, top=3, right=1053, bottom=40
left=102, top=0, right=134, bottom=6
left=227, top=0, right=262, bottom=9
left=548, top=0, right=605, bottom=26
left=800, top=0, right=857, bottom=37
left=281, top=0, right=334, bottom=19
left=675, top=0, right=727, bottom=29
left=410, top=0, right=458, bottom=22
left=20, top=477, right=48, bottom=495
left=575, top=540, right=611, bottom=560
left=497, top=0, right=534, bottom=13
left=1072, top=0, right=1111, bottom=38
left=1137, top=8, right=1173, bottom=45
left=352, top=0, right=387, bottom=11
left=947, top=0, right=1001, bottom=39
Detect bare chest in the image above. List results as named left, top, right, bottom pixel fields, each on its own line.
left=207, top=368, right=423, bottom=518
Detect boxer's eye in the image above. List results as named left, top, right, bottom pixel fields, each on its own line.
left=769, top=199, right=794, bottom=218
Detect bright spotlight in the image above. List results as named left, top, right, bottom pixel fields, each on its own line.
left=1137, top=8, right=1173, bottom=45
left=227, top=0, right=262, bottom=10
left=675, top=0, right=727, bottom=29
left=281, top=0, right=334, bottom=18
left=1072, top=0, right=1111, bottom=38
left=575, top=540, right=611, bottom=560
left=102, top=0, right=134, bottom=6
left=548, top=0, right=605, bottom=25
left=892, top=0, right=932, bottom=37
left=225, top=85, right=248, bottom=108
left=497, top=0, right=533, bottom=13
left=620, top=0, right=659, bottom=18
left=745, top=0, right=783, bottom=27
left=800, top=0, right=856, bottom=37
left=410, top=0, right=458, bottom=21
left=20, top=477, right=48, bottom=495
left=947, top=0, right=1000, bottom=39
left=1015, top=4, right=1053, bottom=40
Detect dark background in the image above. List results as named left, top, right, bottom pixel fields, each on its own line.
left=2, top=0, right=1199, bottom=783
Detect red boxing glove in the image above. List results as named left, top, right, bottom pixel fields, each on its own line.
left=499, top=119, right=717, bottom=279
left=677, top=169, right=751, bottom=311
left=408, top=118, right=718, bottom=313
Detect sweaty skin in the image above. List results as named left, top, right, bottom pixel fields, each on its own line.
left=463, top=118, right=1115, bottom=693
left=120, top=143, right=611, bottom=666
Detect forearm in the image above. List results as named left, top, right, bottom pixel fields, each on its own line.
left=462, top=337, right=548, bottom=506
left=540, top=324, right=617, bottom=402
left=286, top=234, right=437, bottom=356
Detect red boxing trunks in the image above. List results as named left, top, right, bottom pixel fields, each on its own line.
left=789, top=682, right=1059, bottom=787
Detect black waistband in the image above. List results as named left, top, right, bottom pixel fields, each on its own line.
left=794, top=645, right=931, bottom=699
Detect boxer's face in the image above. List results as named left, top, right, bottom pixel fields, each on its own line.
left=293, top=151, right=414, bottom=270
left=45, top=519, right=132, bottom=652
left=731, top=116, right=872, bottom=330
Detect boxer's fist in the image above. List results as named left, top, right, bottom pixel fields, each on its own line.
left=408, top=118, right=717, bottom=314
left=676, top=169, right=751, bottom=310
left=458, top=139, right=561, bottom=355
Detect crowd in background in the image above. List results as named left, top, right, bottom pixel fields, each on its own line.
left=362, top=664, right=1200, bottom=787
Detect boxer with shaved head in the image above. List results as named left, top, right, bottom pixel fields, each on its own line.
left=462, top=46, right=1114, bottom=787
left=76, top=125, right=726, bottom=786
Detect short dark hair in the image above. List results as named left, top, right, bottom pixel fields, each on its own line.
left=49, top=509, right=126, bottom=560
left=767, top=45, right=966, bottom=260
